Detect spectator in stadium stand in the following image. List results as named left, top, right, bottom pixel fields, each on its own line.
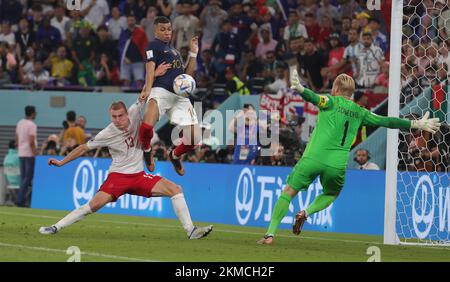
left=76, top=115, right=92, bottom=141
left=438, top=0, right=450, bottom=40
left=0, top=0, right=23, bottom=25
left=199, top=0, right=227, bottom=51
left=368, top=18, right=388, bottom=53
left=94, top=53, right=115, bottom=86
left=63, top=111, right=86, bottom=145
left=322, top=33, right=346, bottom=87
left=172, top=2, right=199, bottom=50
left=81, top=0, right=110, bottom=29
left=265, top=63, right=288, bottom=93
left=107, top=6, right=127, bottom=41
left=95, top=25, right=116, bottom=64
left=438, top=41, right=450, bottom=78
left=211, top=19, right=241, bottom=68
left=48, top=45, right=74, bottom=86
left=317, top=0, right=340, bottom=22
left=15, top=105, right=37, bottom=207
left=71, top=20, right=97, bottom=86
left=197, top=49, right=217, bottom=82
left=23, top=60, right=49, bottom=88
left=0, top=42, right=16, bottom=85
left=317, top=15, right=334, bottom=50
left=303, top=13, right=320, bottom=43
left=298, top=0, right=318, bottom=19
left=0, top=21, right=16, bottom=48
left=240, top=48, right=264, bottom=84
left=36, top=17, right=62, bottom=52
left=354, top=149, right=380, bottom=170
left=15, top=18, right=35, bottom=60
left=354, top=32, right=384, bottom=88
left=339, top=16, right=352, bottom=46
left=375, top=60, right=389, bottom=89
left=51, top=6, right=70, bottom=42
left=228, top=2, right=256, bottom=49
left=225, top=66, right=250, bottom=96
left=29, top=4, right=44, bottom=33
left=118, top=13, right=148, bottom=89
left=298, top=38, right=326, bottom=92
left=356, top=11, right=371, bottom=35
left=123, top=0, right=146, bottom=22
left=65, top=10, right=83, bottom=48
left=263, top=51, right=285, bottom=86
left=256, top=24, right=278, bottom=60
left=18, top=47, right=35, bottom=83
left=283, top=10, right=308, bottom=44
left=141, top=6, right=157, bottom=42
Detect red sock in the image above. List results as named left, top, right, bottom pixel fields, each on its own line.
left=174, top=142, right=195, bottom=158
left=139, top=122, right=153, bottom=151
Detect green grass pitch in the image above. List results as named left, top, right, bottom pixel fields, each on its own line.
left=0, top=206, right=449, bottom=262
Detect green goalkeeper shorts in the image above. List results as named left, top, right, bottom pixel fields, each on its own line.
left=286, top=157, right=345, bottom=194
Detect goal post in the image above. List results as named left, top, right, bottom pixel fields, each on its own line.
left=384, top=0, right=450, bottom=246
left=384, top=0, right=403, bottom=245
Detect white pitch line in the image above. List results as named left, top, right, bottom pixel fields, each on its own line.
left=0, top=242, right=160, bottom=262
left=0, top=210, right=382, bottom=245
left=2, top=210, right=449, bottom=250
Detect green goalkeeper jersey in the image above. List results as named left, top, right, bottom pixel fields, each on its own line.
left=299, top=88, right=411, bottom=169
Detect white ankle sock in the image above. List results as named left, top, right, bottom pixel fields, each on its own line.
left=171, top=193, right=194, bottom=235
left=54, top=204, right=92, bottom=231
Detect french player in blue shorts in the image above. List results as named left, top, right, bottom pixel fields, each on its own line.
left=138, top=16, right=199, bottom=176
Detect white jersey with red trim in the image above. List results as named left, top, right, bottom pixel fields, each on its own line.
left=87, top=100, right=144, bottom=174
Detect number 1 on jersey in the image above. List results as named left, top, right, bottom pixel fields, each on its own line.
left=341, top=121, right=349, bottom=147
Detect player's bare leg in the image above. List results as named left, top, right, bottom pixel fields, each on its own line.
left=170, top=124, right=201, bottom=176
left=139, top=99, right=160, bottom=172
left=257, top=185, right=298, bottom=245
left=39, top=192, right=113, bottom=234
left=152, top=178, right=213, bottom=239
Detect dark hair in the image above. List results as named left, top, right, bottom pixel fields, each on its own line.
left=8, top=140, right=16, bottom=149
left=353, top=91, right=366, bottom=102
left=362, top=32, right=372, bottom=37
left=97, top=25, right=108, bottom=32
left=25, top=105, right=36, bottom=117
left=369, top=18, right=380, bottom=24
left=305, top=13, right=315, bottom=18
left=66, top=110, right=76, bottom=122
left=154, top=16, right=171, bottom=25
left=304, top=38, right=314, bottom=44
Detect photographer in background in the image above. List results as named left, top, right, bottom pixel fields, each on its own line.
left=62, top=110, right=85, bottom=145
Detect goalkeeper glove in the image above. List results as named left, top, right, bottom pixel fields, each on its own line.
left=290, top=69, right=304, bottom=93
left=411, top=111, right=441, bottom=134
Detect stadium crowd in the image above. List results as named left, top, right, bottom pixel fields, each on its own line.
left=0, top=0, right=395, bottom=166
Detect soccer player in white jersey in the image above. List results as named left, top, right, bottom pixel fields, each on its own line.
left=39, top=99, right=213, bottom=239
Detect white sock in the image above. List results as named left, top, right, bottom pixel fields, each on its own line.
left=171, top=193, right=194, bottom=235
left=54, top=204, right=92, bottom=231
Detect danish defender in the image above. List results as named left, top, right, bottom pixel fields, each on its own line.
left=39, top=99, right=213, bottom=239
left=257, top=71, right=441, bottom=244
left=138, top=16, right=200, bottom=176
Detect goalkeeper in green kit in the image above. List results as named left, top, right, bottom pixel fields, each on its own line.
left=257, top=71, right=441, bottom=245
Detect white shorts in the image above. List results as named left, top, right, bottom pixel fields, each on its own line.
left=148, top=87, right=198, bottom=126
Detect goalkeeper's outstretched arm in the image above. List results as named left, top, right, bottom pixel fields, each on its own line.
left=290, top=70, right=332, bottom=109
left=363, top=111, right=441, bottom=134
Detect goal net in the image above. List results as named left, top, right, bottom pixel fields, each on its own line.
left=386, top=0, right=450, bottom=246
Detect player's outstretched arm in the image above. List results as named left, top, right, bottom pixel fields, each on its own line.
left=363, top=111, right=441, bottom=134
left=48, top=144, right=90, bottom=167
left=290, top=69, right=331, bottom=109
left=184, top=36, right=198, bottom=77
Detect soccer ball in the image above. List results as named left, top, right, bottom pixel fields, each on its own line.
left=173, top=74, right=196, bottom=97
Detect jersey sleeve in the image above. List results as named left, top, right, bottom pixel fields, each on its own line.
left=86, top=128, right=111, bottom=150
left=362, top=110, right=411, bottom=129
left=300, top=88, right=334, bottom=110
left=145, top=41, right=160, bottom=63
left=127, top=100, right=144, bottom=123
